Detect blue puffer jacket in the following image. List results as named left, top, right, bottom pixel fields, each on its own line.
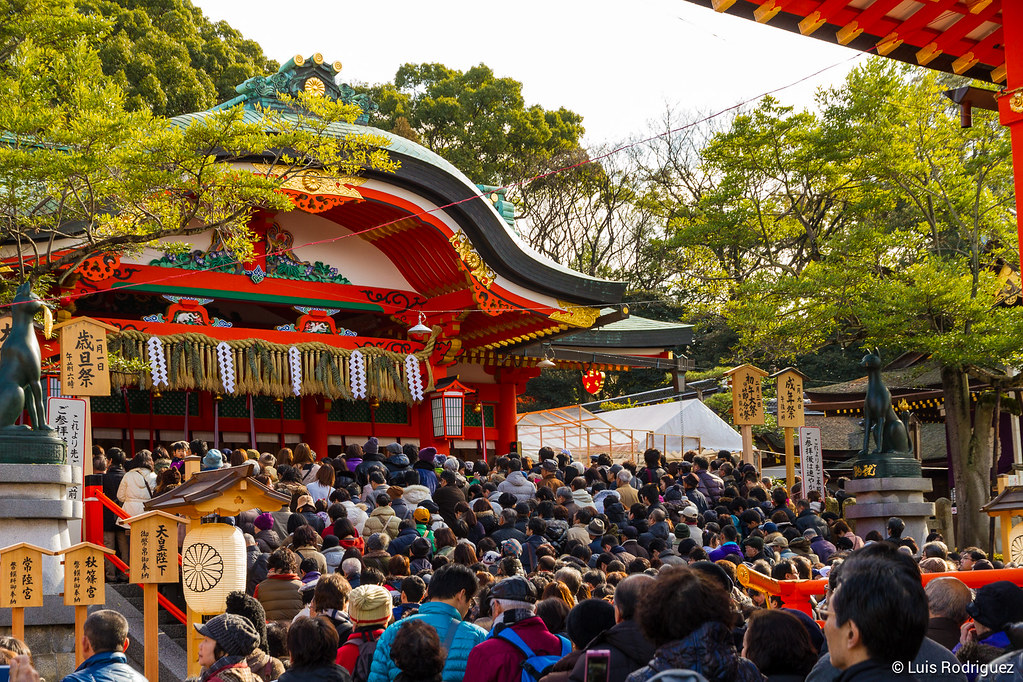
left=62, top=651, right=148, bottom=682
left=367, top=601, right=487, bottom=682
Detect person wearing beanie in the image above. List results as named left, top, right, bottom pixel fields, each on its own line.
left=409, top=537, right=433, bottom=573
left=384, top=444, right=413, bottom=485
left=544, top=599, right=618, bottom=681
left=336, top=584, right=394, bottom=675
left=254, top=512, right=281, bottom=554
left=955, top=580, right=1023, bottom=670
left=224, top=591, right=286, bottom=682
left=201, top=448, right=225, bottom=471
left=363, top=532, right=393, bottom=574
left=195, top=613, right=260, bottom=682
left=388, top=486, right=411, bottom=520
left=413, top=447, right=439, bottom=493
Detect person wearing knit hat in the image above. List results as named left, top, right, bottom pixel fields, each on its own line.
left=253, top=512, right=281, bottom=554
left=202, top=448, right=225, bottom=471
left=224, top=591, right=285, bottom=682
left=196, top=613, right=260, bottom=680
left=501, top=538, right=522, bottom=558
left=413, top=447, right=439, bottom=493
left=387, top=486, right=410, bottom=520
left=386, top=442, right=403, bottom=456
left=337, top=584, right=394, bottom=676
left=410, top=537, right=433, bottom=573
left=363, top=437, right=379, bottom=457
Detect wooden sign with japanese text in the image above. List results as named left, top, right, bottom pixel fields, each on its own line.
left=773, top=368, right=807, bottom=428
left=127, top=511, right=184, bottom=583
left=725, top=364, right=768, bottom=426
left=59, top=543, right=113, bottom=606
left=0, top=544, right=54, bottom=608
left=48, top=397, right=88, bottom=501
left=799, top=426, right=825, bottom=498
left=0, top=315, right=11, bottom=347
left=53, top=318, right=117, bottom=396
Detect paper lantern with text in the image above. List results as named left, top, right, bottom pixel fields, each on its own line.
left=181, top=523, right=245, bottom=614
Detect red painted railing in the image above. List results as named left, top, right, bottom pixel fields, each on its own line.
left=83, top=485, right=186, bottom=624
left=739, top=565, right=1023, bottom=616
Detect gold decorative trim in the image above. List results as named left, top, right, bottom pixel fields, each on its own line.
left=251, top=164, right=365, bottom=199
left=448, top=231, right=496, bottom=288
left=313, top=53, right=324, bottom=64
left=332, top=61, right=343, bottom=73
left=293, top=54, right=305, bottom=67
left=1012, top=91, right=1023, bottom=114
left=548, top=300, right=600, bottom=328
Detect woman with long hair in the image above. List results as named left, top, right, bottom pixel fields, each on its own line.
left=292, top=442, right=320, bottom=485
left=451, top=542, right=478, bottom=566
left=306, top=464, right=335, bottom=502
left=433, top=528, right=458, bottom=559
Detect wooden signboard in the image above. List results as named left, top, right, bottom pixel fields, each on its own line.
left=126, top=511, right=184, bottom=584
left=52, top=317, right=118, bottom=397
left=773, top=368, right=806, bottom=428
left=725, top=364, right=768, bottom=425
left=772, top=367, right=808, bottom=490
left=1, top=543, right=55, bottom=642
left=59, top=542, right=114, bottom=606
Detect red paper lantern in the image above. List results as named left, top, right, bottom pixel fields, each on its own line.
left=582, top=369, right=605, bottom=394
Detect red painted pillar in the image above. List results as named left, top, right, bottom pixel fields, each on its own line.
left=303, top=396, right=329, bottom=459
left=496, top=373, right=518, bottom=457
left=1001, top=1, right=1023, bottom=268
left=83, top=484, right=104, bottom=546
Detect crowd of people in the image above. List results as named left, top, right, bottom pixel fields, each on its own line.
left=7, top=440, right=1023, bottom=682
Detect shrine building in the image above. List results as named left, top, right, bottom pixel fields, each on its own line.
left=24, top=54, right=691, bottom=461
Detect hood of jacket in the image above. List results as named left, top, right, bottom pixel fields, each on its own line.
left=572, top=489, right=595, bottom=507
left=386, top=453, right=410, bottom=468
left=593, top=489, right=620, bottom=514
left=647, top=621, right=750, bottom=681
left=369, top=505, right=396, bottom=520
left=402, top=485, right=432, bottom=507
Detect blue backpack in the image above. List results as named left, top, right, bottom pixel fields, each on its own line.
left=493, top=626, right=571, bottom=682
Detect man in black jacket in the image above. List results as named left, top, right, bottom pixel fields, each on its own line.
left=101, top=447, right=128, bottom=581
left=569, top=574, right=655, bottom=682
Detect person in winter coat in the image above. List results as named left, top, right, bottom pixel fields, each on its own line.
left=497, top=463, right=537, bottom=504
left=293, top=524, right=329, bottom=575
left=278, top=615, right=352, bottom=682
left=432, top=471, right=466, bottom=529
left=253, top=513, right=282, bottom=554
left=537, top=460, right=563, bottom=493
left=62, top=610, right=148, bottom=682
left=117, top=450, right=157, bottom=517
left=625, top=567, right=761, bottom=682
left=567, top=575, right=656, bottom=682
left=388, top=486, right=411, bottom=521
left=293, top=442, right=321, bottom=486
left=464, top=576, right=569, bottom=682
left=387, top=519, right=424, bottom=557
left=306, top=465, right=336, bottom=503
left=224, top=591, right=287, bottom=682
left=544, top=599, right=617, bottom=682
left=363, top=533, right=393, bottom=574
left=255, top=548, right=304, bottom=621
left=355, top=437, right=388, bottom=487
left=412, top=447, right=439, bottom=493
left=742, top=609, right=818, bottom=682
left=337, top=584, right=393, bottom=675
left=196, top=613, right=261, bottom=682
left=383, top=443, right=414, bottom=484
left=692, top=456, right=724, bottom=505
left=368, top=564, right=488, bottom=682
left=321, top=535, right=345, bottom=574
left=362, top=495, right=402, bottom=540
left=409, top=537, right=433, bottom=574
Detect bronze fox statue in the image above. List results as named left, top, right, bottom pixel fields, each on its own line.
left=0, top=282, right=52, bottom=430
left=860, top=348, right=910, bottom=455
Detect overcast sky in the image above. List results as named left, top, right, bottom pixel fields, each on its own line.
left=192, top=0, right=866, bottom=146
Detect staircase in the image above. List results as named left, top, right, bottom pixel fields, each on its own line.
left=107, top=582, right=190, bottom=682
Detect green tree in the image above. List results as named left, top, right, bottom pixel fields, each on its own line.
left=1, top=6, right=395, bottom=291
left=365, top=62, right=584, bottom=185
left=78, top=0, right=277, bottom=116
left=724, top=60, right=1020, bottom=548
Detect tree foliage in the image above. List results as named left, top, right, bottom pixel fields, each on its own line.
left=1, top=0, right=396, bottom=294
left=78, top=0, right=278, bottom=117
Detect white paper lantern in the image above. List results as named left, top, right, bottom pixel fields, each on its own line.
left=181, top=523, right=246, bottom=614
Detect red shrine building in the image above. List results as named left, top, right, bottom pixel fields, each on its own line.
left=27, top=55, right=690, bottom=460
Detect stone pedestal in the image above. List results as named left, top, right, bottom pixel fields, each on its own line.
left=0, top=463, right=80, bottom=598
left=843, top=477, right=936, bottom=543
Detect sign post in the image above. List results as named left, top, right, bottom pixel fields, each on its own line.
left=47, top=397, right=89, bottom=505
left=0, top=543, right=55, bottom=641
left=725, top=364, right=768, bottom=465
left=799, top=426, right=825, bottom=499
left=772, top=368, right=808, bottom=491
left=124, top=511, right=185, bottom=681
left=57, top=542, right=115, bottom=666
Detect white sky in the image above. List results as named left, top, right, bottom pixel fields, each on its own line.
left=192, top=0, right=867, bottom=146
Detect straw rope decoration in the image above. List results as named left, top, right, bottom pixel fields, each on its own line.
left=108, top=330, right=437, bottom=403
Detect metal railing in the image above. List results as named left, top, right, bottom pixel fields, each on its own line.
left=83, top=485, right=186, bottom=624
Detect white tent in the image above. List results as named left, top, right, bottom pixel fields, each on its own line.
left=516, top=399, right=741, bottom=462
left=597, top=399, right=743, bottom=454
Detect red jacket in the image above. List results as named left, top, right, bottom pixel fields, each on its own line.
left=464, top=616, right=567, bottom=682
left=336, top=628, right=384, bottom=674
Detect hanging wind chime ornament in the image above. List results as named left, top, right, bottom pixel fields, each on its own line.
left=147, top=336, right=168, bottom=387
left=217, top=342, right=236, bottom=394
left=582, top=369, right=606, bottom=395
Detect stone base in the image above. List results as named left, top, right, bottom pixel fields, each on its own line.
left=0, top=464, right=81, bottom=594
left=846, top=453, right=921, bottom=479
left=0, top=428, right=66, bottom=464
left=844, top=477, right=936, bottom=543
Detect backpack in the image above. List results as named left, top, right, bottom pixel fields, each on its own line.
left=352, top=632, right=379, bottom=682
left=493, top=626, right=571, bottom=682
